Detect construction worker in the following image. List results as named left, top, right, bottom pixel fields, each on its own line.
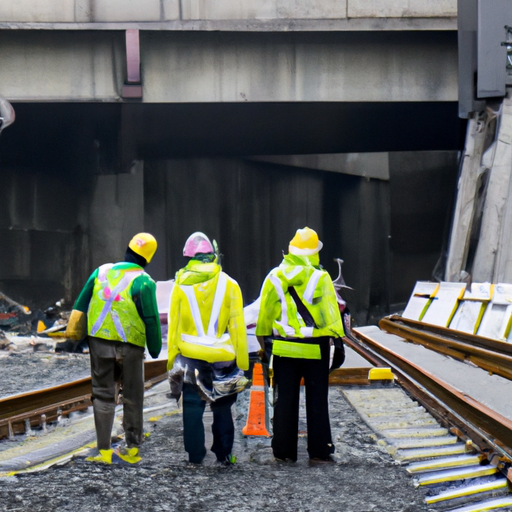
left=256, top=227, right=344, bottom=463
left=167, top=232, right=248, bottom=465
left=66, top=233, right=162, bottom=464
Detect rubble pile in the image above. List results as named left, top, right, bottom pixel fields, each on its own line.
left=0, top=292, right=85, bottom=354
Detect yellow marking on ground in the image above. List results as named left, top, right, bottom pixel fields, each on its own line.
left=395, top=443, right=468, bottom=461
left=374, top=419, right=438, bottom=430
left=385, top=436, right=459, bottom=450
left=0, top=396, right=182, bottom=476
left=0, top=441, right=97, bottom=478
left=426, top=479, right=509, bottom=504
left=416, top=465, right=498, bottom=486
left=439, top=496, right=512, bottom=511
left=365, top=408, right=425, bottom=418
left=381, top=428, right=449, bottom=438
left=407, top=454, right=482, bottom=474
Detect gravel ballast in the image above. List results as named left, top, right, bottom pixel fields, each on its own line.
left=0, top=344, right=430, bottom=512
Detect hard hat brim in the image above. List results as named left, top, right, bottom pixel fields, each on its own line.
left=288, top=240, right=323, bottom=256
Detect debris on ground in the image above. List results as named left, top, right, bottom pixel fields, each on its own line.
left=0, top=293, right=88, bottom=354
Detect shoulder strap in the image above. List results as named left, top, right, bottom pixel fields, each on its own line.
left=288, top=286, right=317, bottom=328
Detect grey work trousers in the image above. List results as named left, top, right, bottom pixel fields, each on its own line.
left=88, top=336, right=145, bottom=450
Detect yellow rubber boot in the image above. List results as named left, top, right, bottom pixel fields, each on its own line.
left=86, top=448, right=114, bottom=464
left=115, top=447, right=141, bottom=464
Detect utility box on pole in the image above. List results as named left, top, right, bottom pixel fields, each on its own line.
left=458, top=0, right=512, bottom=118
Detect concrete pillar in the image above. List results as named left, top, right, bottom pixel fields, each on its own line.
left=89, top=161, right=145, bottom=268
left=472, top=97, right=512, bottom=281
left=444, top=113, right=488, bottom=281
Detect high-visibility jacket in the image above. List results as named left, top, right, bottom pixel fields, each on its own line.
left=72, top=262, right=162, bottom=357
left=256, top=253, right=344, bottom=358
left=86, top=263, right=148, bottom=347
left=167, top=260, right=249, bottom=371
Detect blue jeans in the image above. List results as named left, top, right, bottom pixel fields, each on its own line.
left=182, top=383, right=237, bottom=463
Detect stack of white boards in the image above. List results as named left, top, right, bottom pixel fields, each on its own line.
left=402, top=281, right=512, bottom=341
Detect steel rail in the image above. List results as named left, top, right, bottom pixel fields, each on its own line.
left=0, top=359, right=168, bottom=439
left=379, top=315, right=512, bottom=380
left=0, top=354, right=374, bottom=441
left=345, top=328, right=512, bottom=464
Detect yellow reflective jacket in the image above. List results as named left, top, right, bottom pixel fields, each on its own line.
left=256, top=253, right=344, bottom=340
left=167, top=260, right=249, bottom=371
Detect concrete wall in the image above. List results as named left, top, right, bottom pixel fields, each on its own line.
left=0, top=31, right=457, bottom=103
left=0, top=0, right=456, bottom=24
left=0, top=151, right=458, bottom=321
left=89, top=164, right=145, bottom=270
left=389, top=151, right=459, bottom=301
left=0, top=166, right=92, bottom=308
left=143, top=154, right=458, bottom=324
left=0, top=100, right=461, bottom=319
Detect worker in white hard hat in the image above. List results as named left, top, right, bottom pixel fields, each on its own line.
left=256, top=227, right=344, bottom=464
left=66, top=232, right=162, bottom=464
left=167, top=232, right=249, bottom=466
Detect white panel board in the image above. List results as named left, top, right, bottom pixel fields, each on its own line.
left=477, top=283, right=512, bottom=340
left=402, top=281, right=439, bottom=321
left=421, top=282, right=466, bottom=327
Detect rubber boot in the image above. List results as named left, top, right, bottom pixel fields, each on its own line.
left=93, top=398, right=116, bottom=450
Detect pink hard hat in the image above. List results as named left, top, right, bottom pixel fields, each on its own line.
left=183, top=232, right=214, bottom=257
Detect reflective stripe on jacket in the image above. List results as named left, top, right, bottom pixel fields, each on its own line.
left=87, top=263, right=147, bottom=347
left=256, top=253, right=344, bottom=345
left=272, top=339, right=321, bottom=359
left=167, top=260, right=248, bottom=371
left=179, top=272, right=236, bottom=362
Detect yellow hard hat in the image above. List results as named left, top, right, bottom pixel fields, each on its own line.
left=288, top=227, right=323, bottom=256
left=129, top=232, right=158, bottom=263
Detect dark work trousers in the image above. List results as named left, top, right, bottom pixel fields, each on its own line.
left=182, top=383, right=237, bottom=463
left=88, top=336, right=145, bottom=450
left=271, top=336, right=334, bottom=461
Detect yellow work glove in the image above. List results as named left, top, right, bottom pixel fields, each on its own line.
left=65, top=310, right=87, bottom=341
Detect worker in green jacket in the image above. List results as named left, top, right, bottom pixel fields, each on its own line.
left=256, top=227, right=344, bottom=463
left=66, top=233, right=162, bottom=464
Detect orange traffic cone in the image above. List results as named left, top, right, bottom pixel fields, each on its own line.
left=242, top=362, right=271, bottom=437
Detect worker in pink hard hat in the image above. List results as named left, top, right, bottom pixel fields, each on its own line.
left=182, top=231, right=214, bottom=258
left=168, top=231, right=248, bottom=465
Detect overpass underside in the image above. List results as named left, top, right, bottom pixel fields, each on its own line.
left=0, top=28, right=463, bottom=323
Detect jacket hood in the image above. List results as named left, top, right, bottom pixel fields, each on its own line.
left=176, top=260, right=221, bottom=285
left=278, top=253, right=316, bottom=286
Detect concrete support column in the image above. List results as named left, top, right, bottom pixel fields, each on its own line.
left=472, top=97, right=512, bottom=282
left=89, top=161, right=145, bottom=268
left=444, top=113, right=488, bottom=281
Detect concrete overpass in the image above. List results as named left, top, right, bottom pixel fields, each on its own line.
left=0, top=0, right=462, bottom=323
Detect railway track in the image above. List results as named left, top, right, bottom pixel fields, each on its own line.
left=3, top=326, right=512, bottom=510
left=344, top=326, right=512, bottom=511
left=0, top=359, right=168, bottom=440
left=379, top=315, right=512, bottom=381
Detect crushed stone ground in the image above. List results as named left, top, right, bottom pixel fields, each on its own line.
left=0, top=348, right=430, bottom=512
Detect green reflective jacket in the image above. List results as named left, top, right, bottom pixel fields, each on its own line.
left=73, top=262, right=162, bottom=357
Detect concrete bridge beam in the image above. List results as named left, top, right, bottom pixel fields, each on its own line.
left=0, top=31, right=457, bottom=103
left=0, top=0, right=456, bottom=25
